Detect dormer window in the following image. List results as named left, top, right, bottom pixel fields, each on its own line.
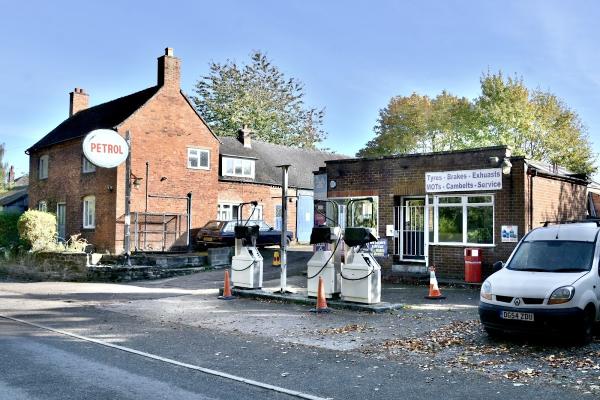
left=222, top=157, right=255, bottom=179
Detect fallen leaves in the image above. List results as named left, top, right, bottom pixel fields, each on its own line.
left=317, top=324, right=373, bottom=335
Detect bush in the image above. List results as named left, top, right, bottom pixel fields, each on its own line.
left=0, top=211, right=21, bottom=248
left=17, top=210, right=57, bottom=252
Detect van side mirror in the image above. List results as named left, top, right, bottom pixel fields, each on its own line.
left=493, top=261, right=504, bottom=272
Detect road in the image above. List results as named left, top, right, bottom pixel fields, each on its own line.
left=0, top=248, right=591, bottom=399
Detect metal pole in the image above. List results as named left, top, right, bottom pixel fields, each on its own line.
left=277, top=164, right=291, bottom=294
left=187, top=192, right=192, bottom=252
left=123, top=130, right=132, bottom=267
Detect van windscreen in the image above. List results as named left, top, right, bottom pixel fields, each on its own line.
left=507, top=240, right=595, bottom=272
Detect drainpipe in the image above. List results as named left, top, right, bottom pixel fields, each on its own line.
left=529, top=167, right=537, bottom=231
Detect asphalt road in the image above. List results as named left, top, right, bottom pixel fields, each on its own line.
left=0, top=303, right=583, bottom=400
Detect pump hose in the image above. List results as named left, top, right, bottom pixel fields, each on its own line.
left=230, top=260, right=256, bottom=272
left=306, top=235, right=342, bottom=280
left=340, top=246, right=377, bottom=281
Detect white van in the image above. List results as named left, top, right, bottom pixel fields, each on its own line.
left=479, top=221, right=600, bottom=343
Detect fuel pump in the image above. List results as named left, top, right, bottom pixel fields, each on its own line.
left=230, top=201, right=264, bottom=289
left=340, top=198, right=382, bottom=304
left=307, top=200, right=343, bottom=298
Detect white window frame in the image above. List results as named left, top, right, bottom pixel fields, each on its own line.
left=222, top=157, right=255, bottom=179
left=217, top=202, right=240, bottom=221
left=83, top=196, right=96, bottom=229
left=187, top=148, right=210, bottom=170
left=38, top=201, right=47, bottom=212
left=250, top=204, right=263, bottom=221
left=432, top=194, right=495, bottom=247
left=38, top=155, right=49, bottom=179
left=82, top=156, right=96, bottom=173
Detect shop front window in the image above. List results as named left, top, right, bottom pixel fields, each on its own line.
left=433, top=195, right=494, bottom=245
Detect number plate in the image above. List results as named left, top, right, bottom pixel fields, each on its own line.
left=203, top=236, right=213, bottom=242
left=500, top=311, right=534, bottom=321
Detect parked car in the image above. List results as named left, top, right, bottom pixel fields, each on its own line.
left=196, top=220, right=293, bottom=249
left=479, top=220, right=600, bottom=343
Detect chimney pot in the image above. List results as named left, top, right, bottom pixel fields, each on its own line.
left=165, top=47, right=174, bottom=56
left=238, top=125, right=253, bottom=148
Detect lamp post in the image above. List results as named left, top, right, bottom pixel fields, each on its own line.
left=123, top=130, right=132, bottom=267
left=276, top=164, right=291, bottom=294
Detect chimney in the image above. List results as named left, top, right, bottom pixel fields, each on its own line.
left=157, top=47, right=180, bottom=90
left=69, top=88, right=89, bottom=116
left=7, top=165, right=15, bottom=187
left=238, top=125, right=253, bottom=148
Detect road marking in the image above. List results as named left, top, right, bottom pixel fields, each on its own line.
left=0, top=314, right=332, bottom=400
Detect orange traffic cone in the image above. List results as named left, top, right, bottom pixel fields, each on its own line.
left=218, top=270, right=235, bottom=300
left=272, top=251, right=281, bottom=267
left=310, top=276, right=331, bottom=313
left=425, top=266, right=446, bottom=300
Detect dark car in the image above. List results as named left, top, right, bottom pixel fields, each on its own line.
left=196, top=220, right=293, bottom=249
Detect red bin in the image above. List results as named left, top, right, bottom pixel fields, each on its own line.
left=464, top=248, right=482, bottom=283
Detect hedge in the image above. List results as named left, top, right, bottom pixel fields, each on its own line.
left=0, top=211, right=21, bottom=248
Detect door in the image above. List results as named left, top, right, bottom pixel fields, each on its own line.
left=401, top=198, right=425, bottom=260
left=56, top=203, right=66, bottom=241
left=296, top=194, right=314, bottom=243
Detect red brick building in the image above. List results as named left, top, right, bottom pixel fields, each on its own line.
left=318, top=146, right=591, bottom=279
left=27, top=48, right=341, bottom=253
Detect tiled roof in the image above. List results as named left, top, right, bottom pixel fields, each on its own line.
left=0, top=186, right=27, bottom=207
left=218, top=136, right=347, bottom=189
left=27, top=86, right=160, bottom=153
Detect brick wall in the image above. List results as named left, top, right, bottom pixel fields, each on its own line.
left=28, top=140, right=118, bottom=251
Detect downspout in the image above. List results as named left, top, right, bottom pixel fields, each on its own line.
left=529, top=167, right=537, bottom=231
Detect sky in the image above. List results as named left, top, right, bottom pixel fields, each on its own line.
left=1, top=0, right=600, bottom=179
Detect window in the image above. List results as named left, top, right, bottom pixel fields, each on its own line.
left=217, top=203, right=240, bottom=221
left=222, top=157, right=255, bottom=178
left=82, top=156, right=96, bottom=173
left=83, top=196, right=95, bottom=229
left=433, top=195, right=494, bottom=245
left=38, top=201, right=47, bottom=212
left=38, top=155, right=49, bottom=179
left=249, top=204, right=263, bottom=220
left=187, top=148, right=210, bottom=170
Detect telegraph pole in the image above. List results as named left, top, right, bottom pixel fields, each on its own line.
left=123, top=130, right=132, bottom=267
left=277, top=164, right=291, bottom=294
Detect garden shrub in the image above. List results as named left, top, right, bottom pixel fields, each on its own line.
left=17, top=210, right=57, bottom=252
left=0, top=211, right=21, bottom=248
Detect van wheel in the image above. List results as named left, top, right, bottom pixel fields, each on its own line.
left=577, top=306, right=595, bottom=345
left=484, top=326, right=502, bottom=339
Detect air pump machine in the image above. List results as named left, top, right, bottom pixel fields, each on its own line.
left=230, top=201, right=264, bottom=289
left=340, top=198, right=382, bottom=304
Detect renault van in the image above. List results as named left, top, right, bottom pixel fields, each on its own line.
left=479, top=221, right=600, bottom=343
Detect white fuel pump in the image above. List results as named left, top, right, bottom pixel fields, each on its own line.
left=306, top=226, right=343, bottom=298
left=230, top=202, right=263, bottom=289
left=339, top=198, right=381, bottom=304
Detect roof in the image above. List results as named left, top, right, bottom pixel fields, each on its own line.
left=13, top=175, right=28, bottom=186
left=218, top=136, right=347, bottom=189
left=27, top=86, right=160, bottom=153
left=0, top=186, right=28, bottom=207
left=526, top=159, right=588, bottom=182
left=527, top=223, right=600, bottom=242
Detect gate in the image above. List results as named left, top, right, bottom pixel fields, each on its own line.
left=393, top=198, right=426, bottom=260
left=133, top=212, right=189, bottom=252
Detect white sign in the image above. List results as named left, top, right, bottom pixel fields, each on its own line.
left=501, top=225, right=518, bottom=242
left=314, top=173, right=327, bottom=200
left=82, top=129, right=129, bottom=168
left=425, top=168, right=502, bottom=193
left=385, top=224, right=395, bottom=237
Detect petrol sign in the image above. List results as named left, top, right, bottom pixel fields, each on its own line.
left=82, top=129, right=129, bottom=168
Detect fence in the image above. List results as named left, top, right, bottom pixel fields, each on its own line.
left=133, top=212, right=189, bottom=252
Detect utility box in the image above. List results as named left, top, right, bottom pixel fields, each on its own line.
left=464, top=248, right=482, bottom=283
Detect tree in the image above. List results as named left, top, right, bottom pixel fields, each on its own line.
left=0, top=143, right=7, bottom=192
left=357, top=91, right=479, bottom=157
left=192, top=51, right=326, bottom=148
left=357, top=72, right=596, bottom=174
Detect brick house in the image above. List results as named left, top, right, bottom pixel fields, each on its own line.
left=317, top=146, right=591, bottom=279
left=26, top=48, right=342, bottom=253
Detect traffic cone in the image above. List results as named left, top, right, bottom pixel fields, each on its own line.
left=272, top=251, right=281, bottom=267
left=310, top=276, right=331, bottom=313
left=218, top=270, right=235, bottom=300
left=425, top=266, right=446, bottom=300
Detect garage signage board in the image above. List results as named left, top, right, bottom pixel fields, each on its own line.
left=425, top=168, right=502, bottom=193
left=82, top=129, right=129, bottom=168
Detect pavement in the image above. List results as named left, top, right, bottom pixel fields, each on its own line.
left=1, top=246, right=599, bottom=398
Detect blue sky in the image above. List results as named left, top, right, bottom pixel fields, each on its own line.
left=1, top=0, right=599, bottom=178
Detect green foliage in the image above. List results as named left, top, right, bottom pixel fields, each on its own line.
left=0, top=143, right=7, bottom=192
left=358, top=72, right=596, bottom=175
left=17, top=210, right=57, bottom=252
left=192, top=51, right=326, bottom=148
left=0, top=211, right=21, bottom=248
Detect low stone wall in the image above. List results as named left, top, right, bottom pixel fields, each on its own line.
left=1, top=251, right=93, bottom=281
left=88, top=265, right=211, bottom=282
left=208, top=247, right=232, bottom=267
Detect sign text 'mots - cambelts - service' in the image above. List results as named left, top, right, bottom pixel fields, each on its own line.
left=425, top=168, right=502, bottom=193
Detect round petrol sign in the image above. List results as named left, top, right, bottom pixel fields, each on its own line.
left=82, top=129, right=129, bottom=168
